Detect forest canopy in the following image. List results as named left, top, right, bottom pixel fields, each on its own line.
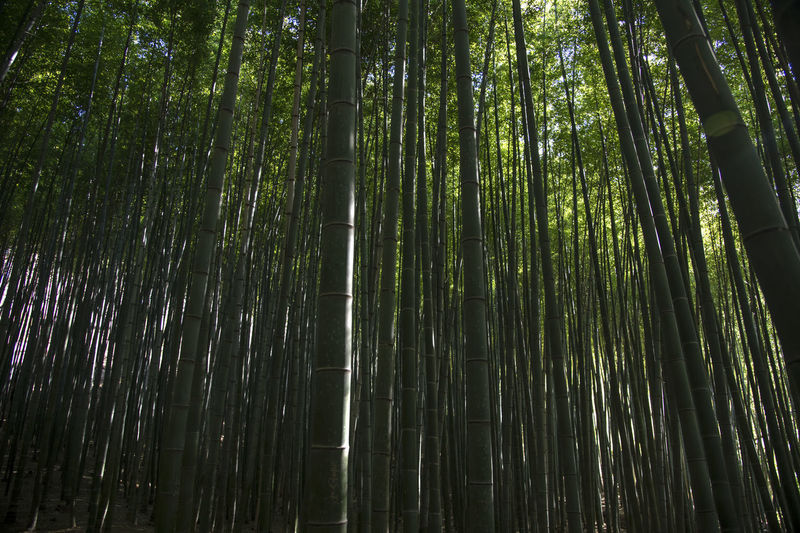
left=0, top=0, right=799, bottom=531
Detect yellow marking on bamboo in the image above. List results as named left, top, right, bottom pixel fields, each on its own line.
left=696, top=43, right=719, bottom=94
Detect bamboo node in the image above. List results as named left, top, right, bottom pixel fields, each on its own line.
left=702, top=110, right=742, bottom=137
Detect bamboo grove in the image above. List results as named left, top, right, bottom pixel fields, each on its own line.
left=1, top=0, right=800, bottom=531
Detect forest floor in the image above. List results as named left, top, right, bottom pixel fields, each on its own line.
left=0, top=452, right=287, bottom=532
left=0, top=464, right=152, bottom=532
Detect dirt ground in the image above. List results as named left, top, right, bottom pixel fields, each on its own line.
left=0, top=463, right=153, bottom=532
left=0, top=457, right=282, bottom=532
